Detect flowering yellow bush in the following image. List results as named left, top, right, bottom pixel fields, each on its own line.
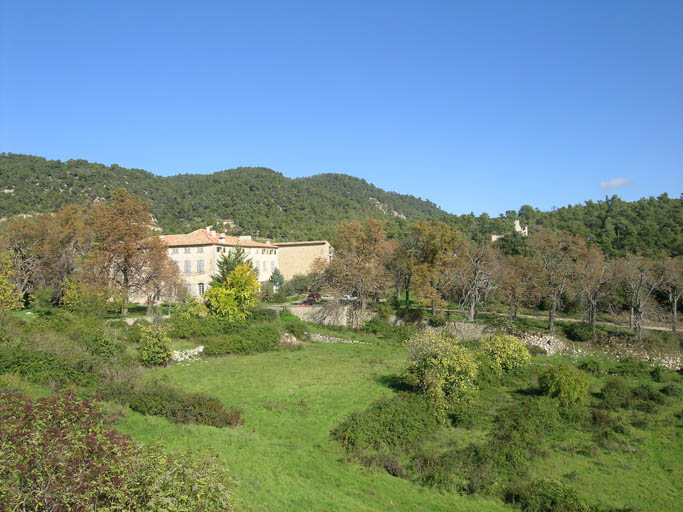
left=480, top=333, right=530, bottom=374
left=204, top=264, right=259, bottom=323
left=404, top=330, right=478, bottom=418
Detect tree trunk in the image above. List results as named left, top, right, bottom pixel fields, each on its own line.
left=590, top=303, right=597, bottom=335
left=634, top=303, right=644, bottom=341
left=672, top=296, right=678, bottom=333
left=404, top=274, right=411, bottom=309
left=629, top=307, right=634, bottom=329
left=548, top=298, right=556, bottom=332
left=468, top=299, right=476, bottom=322
left=121, top=271, right=129, bottom=316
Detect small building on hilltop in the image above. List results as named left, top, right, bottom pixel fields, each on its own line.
left=275, top=240, right=334, bottom=281
left=491, top=219, right=529, bottom=242
left=160, top=227, right=278, bottom=297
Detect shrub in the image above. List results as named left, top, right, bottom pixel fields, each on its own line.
left=0, top=390, right=235, bottom=511
left=81, top=327, right=121, bottom=359
left=480, top=333, right=530, bottom=374
left=600, top=378, right=632, bottom=409
left=650, top=365, right=666, bottom=382
left=332, top=392, right=440, bottom=452
left=284, top=321, right=306, bottom=340
left=614, top=357, right=649, bottom=377
left=139, top=326, right=172, bottom=367
left=249, top=307, right=278, bottom=323
left=563, top=322, right=594, bottom=342
left=404, top=330, right=478, bottom=416
left=509, top=478, right=590, bottom=512
left=126, top=318, right=152, bottom=343
left=576, top=357, right=604, bottom=375
left=660, top=383, right=682, bottom=397
left=428, top=314, right=448, bottom=327
left=0, top=343, right=97, bottom=385
left=538, top=364, right=589, bottom=406
left=203, top=324, right=280, bottom=356
left=100, top=380, right=243, bottom=428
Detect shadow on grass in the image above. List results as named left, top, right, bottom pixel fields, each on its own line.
left=376, top=374, right=416, bottom=392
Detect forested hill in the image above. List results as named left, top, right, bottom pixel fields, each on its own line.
left=0, top=153, right=443, bottom=239
left=1, top=153, right=681, bottom=256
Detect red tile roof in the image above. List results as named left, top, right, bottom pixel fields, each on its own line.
left=160, top=229, right=277, bottom=249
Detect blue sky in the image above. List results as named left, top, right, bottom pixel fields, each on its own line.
left=1, top=0, right=681, bottom=216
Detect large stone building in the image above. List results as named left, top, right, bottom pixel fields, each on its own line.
left=275, top=240, right=333, bottom=281
left=160, top=228, right=278, bottom=297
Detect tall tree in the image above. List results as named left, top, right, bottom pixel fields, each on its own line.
left=618, top=254, right=662, bottom=340
left=138, top=238, right=182, bottom=314
left=452, top=240, right=496, bottom=321
left=495, top=253, right=540, bottom=321
left=658, top=256, right=683, bottom=333
left=575, top=241, right=614, bottom=334
left=86, top=189, right=169, bottom=315
left=324, top=219, right=395, bottom=312
left=528, top=229, right=583, bottom=332
left=209, top=246, right=256, bottom=288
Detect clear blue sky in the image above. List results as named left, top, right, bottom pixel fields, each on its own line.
left=1, top=0, right=681, bottom=216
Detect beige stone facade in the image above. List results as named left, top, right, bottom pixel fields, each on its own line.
left=161, top=228, right=279, bottom=297
left=275, top=241, right=333, bottom=281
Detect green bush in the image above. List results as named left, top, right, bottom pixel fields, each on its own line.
left=203, top=324, right=280, bottom=356
left=100, top=380, right=243, bottom=428
left=614, top=357, right=649, bottom=377
left=81, top=328, right=121, bottom=359
left=509, top=478, right=589, bottom=512
left=576, top=357, right=604, bottom=375
left=404, top=330, right=478, bottom=417
left=139, top=326, right=172, bottom=367
left=126, top=318, right=152, bottom=344
left=428, top=314, right=447, bottom=327
left=600, top=378, right=631, bottom=409
left=479, top=333, right=530, bottom=375
left=538, top=365, right=589, bottom=406
left=0, top=343, right=97, bottom=385
left=563, top=322, right=594, bottom=342
left=0, top=390, right=235, bottom=511
left=284, top=321, right=306, bottom=340
left=248, top=308, right=278, bottom=323
left=332, top=393, right=440, bottom=452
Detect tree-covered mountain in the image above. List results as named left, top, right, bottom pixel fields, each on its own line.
left=1, top=153, right=681, bottom=256
left=0, top=153, right=443, bottom=240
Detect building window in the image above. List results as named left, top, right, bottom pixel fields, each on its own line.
left=198, top=283, right=205, bottom=295
left=217, top=247, right=221, bottom=253
left=197, top=246, right=204, bottom=253
left=197, top=259, right=204, bottom=273
left=186, top=283, right=193, bottom=296
left=184, top=247, right=191, bottom=254
left=184, top=261, right=191, bottom=274
left=171, top=248, right=178, bottom=254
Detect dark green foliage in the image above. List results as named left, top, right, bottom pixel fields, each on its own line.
left=203, top=324, right=280, bottom=356
left=363, top=317, right=416, bottom=343
left=210, top=246, right=256, bottom=286
left=100, top=380, right=242, bottom=428
left=576, top=357, right=604, bottom=375
left=614, top=357, right=650, bottom=377
left=332, top=393, right=440, bottom=452
left=508, top=478, right=589, bottom=512
left=0, top=153, right=444, bottom=240
left=283, top=322, right=306, bottom=340
left=649, top=365, right=665, bottom=382
left=538, top=365, right=589, bottom=406
left=81, top=328, right=121, bottom=359
left=0, top=343, right=97, bottom=385
left=166, top=314, right=222, bottom=339
left=600, top=378, right=632, bottom=409
left=660, top=383, right=681, bottom=397
left=126, top=318, right=152, bottom=344
left=0, top=390, right=235, bottom=511
left=428, top=314, right=448, bottom=327
left=248, top=307, right=278, bottom=323
left=563, top=322, right=594, bottom=342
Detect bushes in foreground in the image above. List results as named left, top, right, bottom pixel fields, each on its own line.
left=99, top=380, right=243, bottom=428
left=332, top=393, right=440, bottom=453
left=0, top=390, right=234, bottom=511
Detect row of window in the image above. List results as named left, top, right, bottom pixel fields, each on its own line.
left=186, top=283, right=205, bottom=296
left=170, top=246, right=276, bottom=255
left=178, top=259, right=276, bottom=275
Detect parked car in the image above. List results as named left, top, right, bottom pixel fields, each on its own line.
left=307, top=294, right=321, bottom=301
left=296, top=300, right=314, bottom=306
left=321, top=295, right=335, bottom=301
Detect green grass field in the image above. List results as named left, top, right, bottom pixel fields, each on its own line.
left=115, top=342, right=507, bottom=511
left=113, top=337, right=683, bottom=511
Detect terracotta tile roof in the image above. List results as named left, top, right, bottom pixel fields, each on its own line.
left=160, top=229, right=277, bottom=249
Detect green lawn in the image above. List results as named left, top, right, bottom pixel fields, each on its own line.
left=115, top=342, right=506, bottom=511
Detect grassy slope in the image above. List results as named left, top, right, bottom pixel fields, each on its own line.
left=115, top=343, right=506, bottom=511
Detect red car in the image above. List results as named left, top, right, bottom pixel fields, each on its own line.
left=307, top=294, right=321, bottom=301
left=296, top=300, right=314, bottom=306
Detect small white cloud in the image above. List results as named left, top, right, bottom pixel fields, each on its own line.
left=599, top=178, right=632, bottom=190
